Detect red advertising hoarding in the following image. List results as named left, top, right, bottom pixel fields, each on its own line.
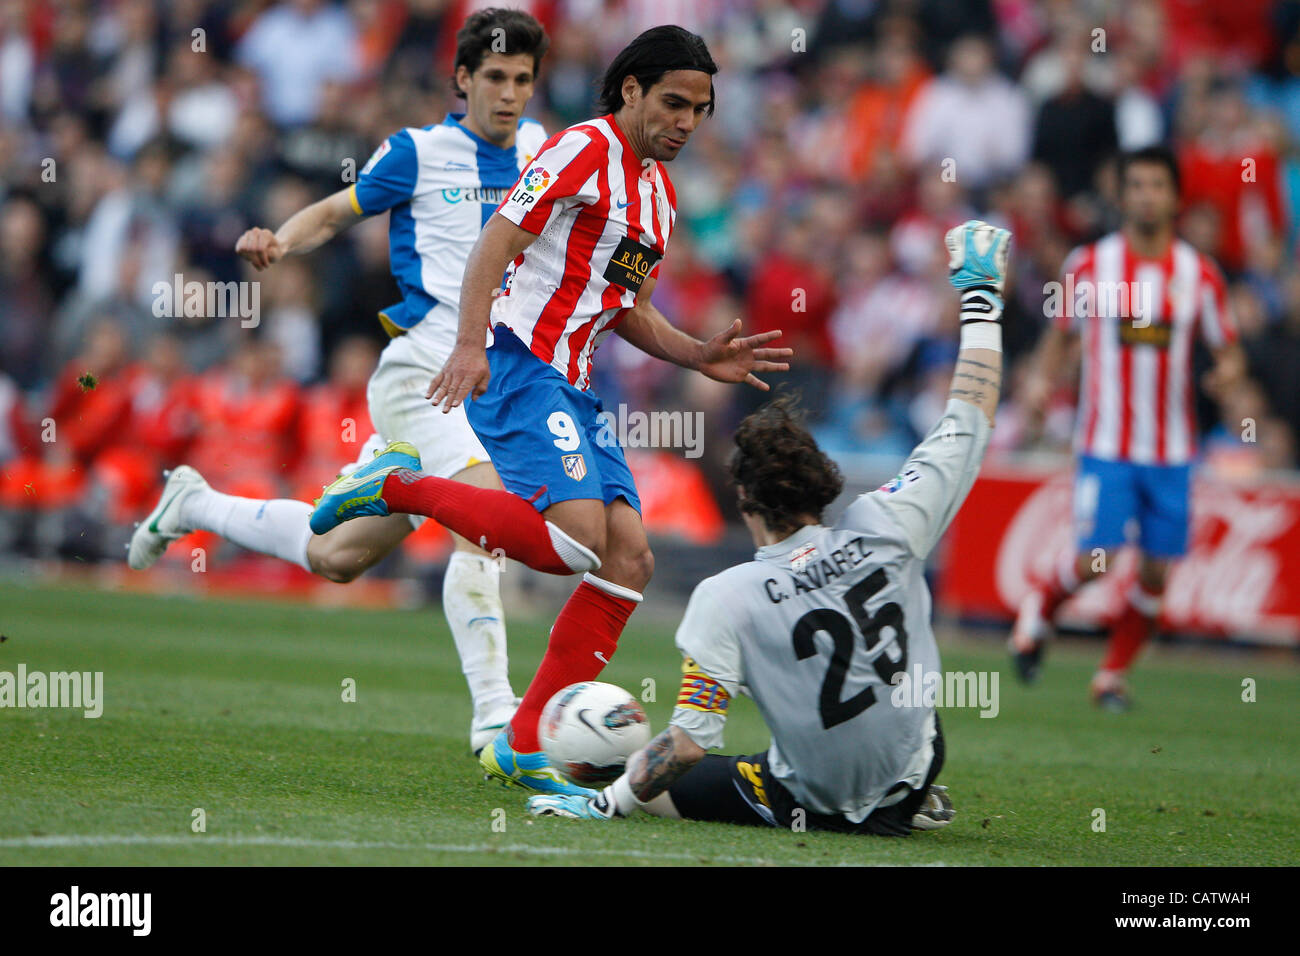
left=936, top=461, right=1300, bottom=645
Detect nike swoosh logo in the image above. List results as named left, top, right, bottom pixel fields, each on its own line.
left=577, top=708, right=604, bottom=738
left=147, top=485, right=186, bottom=534
left=594, top=651, right=609, bottom=665
left=615, top=199, right=632, bottom=208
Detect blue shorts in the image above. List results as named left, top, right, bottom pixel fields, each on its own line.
left=1073, top=455, right=1191, bottom=558
left=466, top=327, right=640, bottom=514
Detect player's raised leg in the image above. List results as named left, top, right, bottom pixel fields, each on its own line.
left=128, top=465, right=318, bottom=573
left=311, top=330, right=616, bottom=577
left=333, top=467, right=602, bottom=574
left=129, top=439, right=420, bottom=576
left=508, top=499, right=650, bottom=751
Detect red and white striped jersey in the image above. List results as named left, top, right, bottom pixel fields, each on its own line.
left=1053, top=232, right=1237, bottom=465
left=493, top=114, right=677, bottom=391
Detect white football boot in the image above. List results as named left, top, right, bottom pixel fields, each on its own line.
left=126, top=466, right=209, bottom=570
left=470, top=697, right=521, bottom=756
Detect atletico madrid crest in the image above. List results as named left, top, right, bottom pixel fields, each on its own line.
left=562, top=454, right=587, bottom=481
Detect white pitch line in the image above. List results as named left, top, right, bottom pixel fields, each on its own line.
left=0, top=833, right=840, bottom=866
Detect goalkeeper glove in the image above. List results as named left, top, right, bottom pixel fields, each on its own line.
left=944, top=219, right=1012, bottom=324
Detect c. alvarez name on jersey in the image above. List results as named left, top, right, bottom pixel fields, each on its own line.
left=763, top=536, right=875, bottom=603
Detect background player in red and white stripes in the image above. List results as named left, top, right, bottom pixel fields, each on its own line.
left=1013, top=145, right=1246, bottom=709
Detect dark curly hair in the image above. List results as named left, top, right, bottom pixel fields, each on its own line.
left=728, top=397, right=844, bottom=536
left=451, top=8, right=549, bottom=98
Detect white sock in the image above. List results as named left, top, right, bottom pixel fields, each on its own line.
left=181, top=489, right=313, bottom=572
left=442, top=551, right=515, bottom=719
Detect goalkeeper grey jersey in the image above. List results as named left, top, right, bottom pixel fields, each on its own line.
left=671, top=399, right=991, bottom=822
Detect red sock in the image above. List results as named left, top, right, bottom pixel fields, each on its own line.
left=1039, top=554, right=1082, bottom=622
left=1101, top=584, right=1161, bottom=673
left=509, top=577, right=640, bottom=752
left=381, top=470, right=591, bottom=575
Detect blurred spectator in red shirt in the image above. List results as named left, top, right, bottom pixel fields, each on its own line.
left=891, top=175, right=974, bottom=276
left=292, top=336, right=378, bottom=502
left=830, top=230, right=944, bottom=395
left=188, top=337, right=300, bottom=502
left=844, top=20, right=931, bottom=182
left=1179, top=82, right=1285, bottom=273
left=1162, top=0, right=1275, bottom=74
left=746, top=214, right=837, bottom=368
left=93, top=334, right=197, bottom=523
left=129, top=333, right=196, bottom=460
left=744, top=214, right=838, bottom=419
left=1, top=319, right=134, bottom=511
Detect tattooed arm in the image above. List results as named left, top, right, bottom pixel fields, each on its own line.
left=528, top=726, right=708, bottom=821
left=625, top=725, right=707, bottom=804
left=859, top=222, right=1009, bottom=561
left=948, top=349, right=1003, bottom=428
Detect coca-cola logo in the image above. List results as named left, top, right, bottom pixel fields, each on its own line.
left=1167, top=485, right=1295, bottom=636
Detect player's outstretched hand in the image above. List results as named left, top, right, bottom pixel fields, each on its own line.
left=945, top=220, right=1011, bottom=324
left=426, top=344, right=491, bottom=413
left=235, top=227, right=283, bottom=271
left=697, top=319, right=793, bottom=391
left=945, top=220, right=1011, bottom=297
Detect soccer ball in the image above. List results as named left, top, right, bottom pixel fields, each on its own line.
left=539, top=681, right=651, bottom=786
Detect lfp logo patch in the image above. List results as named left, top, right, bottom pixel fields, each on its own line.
left=522, top=167, right=551, bottom=192
left=878, top=467, right=921, bottom=495
left=360, top=139, right=391, bottom=176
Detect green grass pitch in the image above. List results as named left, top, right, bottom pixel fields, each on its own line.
left=1, top=581, right=1297, bottom=866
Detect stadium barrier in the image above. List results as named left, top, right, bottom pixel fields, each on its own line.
left=935, top=459, right=1300, bottom=646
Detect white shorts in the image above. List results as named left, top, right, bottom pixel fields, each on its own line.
left=348, top=307, right=490, bottom=527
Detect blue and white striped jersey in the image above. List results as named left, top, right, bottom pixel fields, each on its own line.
left=349, top=113, right=548, bottom=343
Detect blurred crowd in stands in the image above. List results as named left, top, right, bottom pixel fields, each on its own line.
left=2, top=0, right=1300, bottom=563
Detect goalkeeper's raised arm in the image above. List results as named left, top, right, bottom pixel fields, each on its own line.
left=849, top=221, right=1011, bottom=562
left=945, top=219, right=1010, bottom=427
